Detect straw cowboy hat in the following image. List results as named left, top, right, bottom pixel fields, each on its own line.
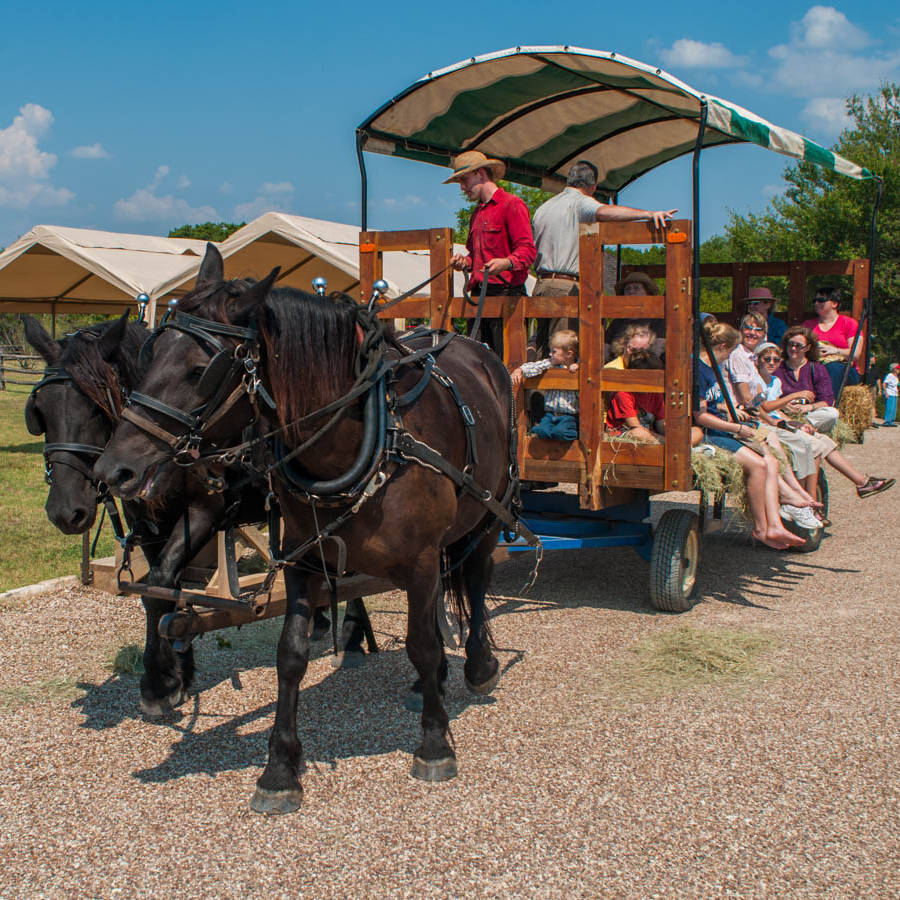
left=742, top=287, right=776, bottom=305
left=614, top=271, right=660, bottom=296
left=443, top=151, right=507, bottom=184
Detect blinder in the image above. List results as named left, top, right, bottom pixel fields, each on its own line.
left=25, top=394, right=44, bottom=435
left=197, top=349, right=235, bottom=398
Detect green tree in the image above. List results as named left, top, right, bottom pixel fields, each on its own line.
left=726, top=83, right=900, bottom=356
left=168, top=221, right=245, bottom=242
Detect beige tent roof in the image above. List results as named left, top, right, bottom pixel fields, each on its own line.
left=157, top=211, right=486, bottom=301
left=0, top=225, right=208, bottom=315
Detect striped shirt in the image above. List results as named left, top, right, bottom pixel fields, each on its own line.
left=520, top=358, right=579, bottom=415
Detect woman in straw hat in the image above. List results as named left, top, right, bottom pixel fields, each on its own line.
left=447, top=151, right=536, bottom=356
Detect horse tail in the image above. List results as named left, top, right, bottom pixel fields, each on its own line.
left=442, top=521, right=499, bottom=647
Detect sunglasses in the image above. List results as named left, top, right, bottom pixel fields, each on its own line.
left=742, top=325, right=765, bottom=333
left=813, top=297, right=830, bottom=303
left=759, top=355, right=780, bottom=363
left=787, top=341, right=809, bottom=350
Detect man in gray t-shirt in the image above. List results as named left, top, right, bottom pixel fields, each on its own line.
left=529, top=160, right=676, bottom=358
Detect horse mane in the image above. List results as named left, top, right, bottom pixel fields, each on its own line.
left=178, top=279, right=360, bottom=443
left=59, top=320, right=147, bottom=421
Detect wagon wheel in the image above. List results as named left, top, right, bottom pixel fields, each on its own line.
left=649, top=510, right=701, bottom=613
left=783, top=516, right=824, bottom=552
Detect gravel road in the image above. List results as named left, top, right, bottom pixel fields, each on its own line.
left=1, top=429, right=898, bottom=899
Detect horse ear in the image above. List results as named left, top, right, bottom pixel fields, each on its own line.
left=21, top=314, right=61, bottom=365
left=228, top=267, right=281, bottom=324
left=96, top=310, right=131, bottom=362
left=196, top=243, right=224, bottom=290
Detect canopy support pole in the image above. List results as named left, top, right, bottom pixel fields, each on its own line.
left=612, top=192, right=621, bottom=282
left=691, top=101, right=708, bottom=416
left=862, top=176, right=883, bottom=382
left=356, top=130, right=369, bottom=232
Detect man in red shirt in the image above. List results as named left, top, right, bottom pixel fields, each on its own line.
left=447, top=151, right=536, bottom=356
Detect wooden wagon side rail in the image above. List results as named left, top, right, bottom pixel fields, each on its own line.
left=361, top=223, right=693, bottom=511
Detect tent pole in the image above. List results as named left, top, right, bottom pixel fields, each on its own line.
left=51, top=301, right=56, bottom=338
left=691, top=101, right=708, bottom=416
left=862, top=176, right=883, bottom=381
left=612, top=192, right=621, bottom=281
left=356, top=130, right=369, bottom=232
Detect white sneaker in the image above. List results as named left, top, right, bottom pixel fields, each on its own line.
left=780, top=504, right=822, bottom=530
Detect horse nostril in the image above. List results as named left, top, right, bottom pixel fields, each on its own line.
left=69, top=507, right=90, bottom=530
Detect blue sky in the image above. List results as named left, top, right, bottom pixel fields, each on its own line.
left=1, top=1, right=898, bottom=248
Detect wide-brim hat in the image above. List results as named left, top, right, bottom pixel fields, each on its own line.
left=614, top=271, right=660, bottom=296
left=743, top=287, right=775, bottom=304
left=443, top=151, right=507, bottom=184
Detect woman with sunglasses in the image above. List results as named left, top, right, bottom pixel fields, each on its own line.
left=754, top=343, right=895, bottom=502
left=802, top=286, right=862, bottom=398
left=775, top=327, right=840, bottom=433
left=726, top=312, right=768, bottom=406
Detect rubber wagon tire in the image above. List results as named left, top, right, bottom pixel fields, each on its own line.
left=649, top=510, right=701, bottom=613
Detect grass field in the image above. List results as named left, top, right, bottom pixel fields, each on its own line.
left=0, top=386, right=116, bottom=592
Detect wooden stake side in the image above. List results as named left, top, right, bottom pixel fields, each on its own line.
left=358, top=230, right=383, bottom=306
left=788, top=260, right=808, bottom=325
left=852, top=258, right=869, bottom=363
left=664, top=230, right=693, bottom=492
left=578, top=224, right=603, bottom=509
left=429, top=228, right=453, bottom=329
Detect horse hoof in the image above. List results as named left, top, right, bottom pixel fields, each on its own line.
left=330, top=651, right=366, bottom=669
left=139, top=690, right=185, bottom=718
left=411, top=755, right=458, bottom=782
left=249, top=787, right=303, bottom=815
left=464, top=667, right=500, bottom=697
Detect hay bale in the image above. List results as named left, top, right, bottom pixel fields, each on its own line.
left=838, top=385, right=872, bottom=438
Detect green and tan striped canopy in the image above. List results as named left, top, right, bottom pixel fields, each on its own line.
left=358, top=46, right=872, bottom=194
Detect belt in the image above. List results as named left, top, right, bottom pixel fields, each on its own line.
left=537, top=271, right=578, bottom=282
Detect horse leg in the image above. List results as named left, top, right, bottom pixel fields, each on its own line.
left=458, top=525, right=501, bottom=696
left=330, top=597, right=375, bottom=669
left=250, top=565, right=310, bottom=815
left=138, top=506, right=218, bottom=716
left=406, top=557, right=456, bottom=782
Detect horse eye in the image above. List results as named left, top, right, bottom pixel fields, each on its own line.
left=188, top=365, right=206, bottom=383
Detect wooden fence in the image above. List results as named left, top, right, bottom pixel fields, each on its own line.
left=0, top=349, right=42, bottom=389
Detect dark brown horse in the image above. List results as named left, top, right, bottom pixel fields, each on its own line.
left=95, top=244, right=517, bottom=814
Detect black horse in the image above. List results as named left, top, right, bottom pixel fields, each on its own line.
left=23, top=314, right=371, bottom=717
left=96, top=244, right=518, bottom=814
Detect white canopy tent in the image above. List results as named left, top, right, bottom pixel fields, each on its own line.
left=0, top=225, right=208, bottom=332
left=157, top=211, right=503, bottom=308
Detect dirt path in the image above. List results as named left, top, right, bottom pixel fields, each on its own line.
left=1, top=430, right=898, bottom=899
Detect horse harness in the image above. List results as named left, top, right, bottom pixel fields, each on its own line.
left=121, top=306, right=539, bottom=596
left=27, top=365, right=127, bottom=543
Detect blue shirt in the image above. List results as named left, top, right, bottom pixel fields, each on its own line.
left=766, top=315, right=787, bottom=345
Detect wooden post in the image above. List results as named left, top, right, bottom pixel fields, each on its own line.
left=358, top=231, right=384, bottom=307
left=429, top=228, right=453, bottom=329
left=731, top=262, right=749, bottom=320
left=578, top=223, right=603, bottom=509
left=852, top=258, right=869, bottom=364
left=664, top=228, right=692, bottom=492
left=788, top=261, right=808, bottom=325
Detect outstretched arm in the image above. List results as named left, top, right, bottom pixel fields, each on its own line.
left=596, top=204, right=678, bottom=230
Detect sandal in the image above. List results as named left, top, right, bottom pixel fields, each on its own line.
left=857, top=476, right=896, bottom=499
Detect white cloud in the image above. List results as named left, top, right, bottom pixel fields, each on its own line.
left=233, top=195, right=293, bottom=221
left=801, top=96, right=853, bottom=133
left=0, top=103, right=73, bottom=210
left=660, top=39, right=748, bottom=70
left=70, top=143, right=110, bottom=159
left=261, top=181, right=294, bottom=195
left=114, top=188, right=217, bottom=222
left=176, top=174, right=191, bottom=189
left=764, top=7, right=900, bottom=98
left=0, top=183, right=74, bottom=209
left=791, top=5, right=869, bottom=50
left=114, top=166, right=216, bottom=222
left=218, top=181, right=233, bottom=194
left=0, top=103, right=57, bottom=179
left=382, top=194, right=424, bottom=210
